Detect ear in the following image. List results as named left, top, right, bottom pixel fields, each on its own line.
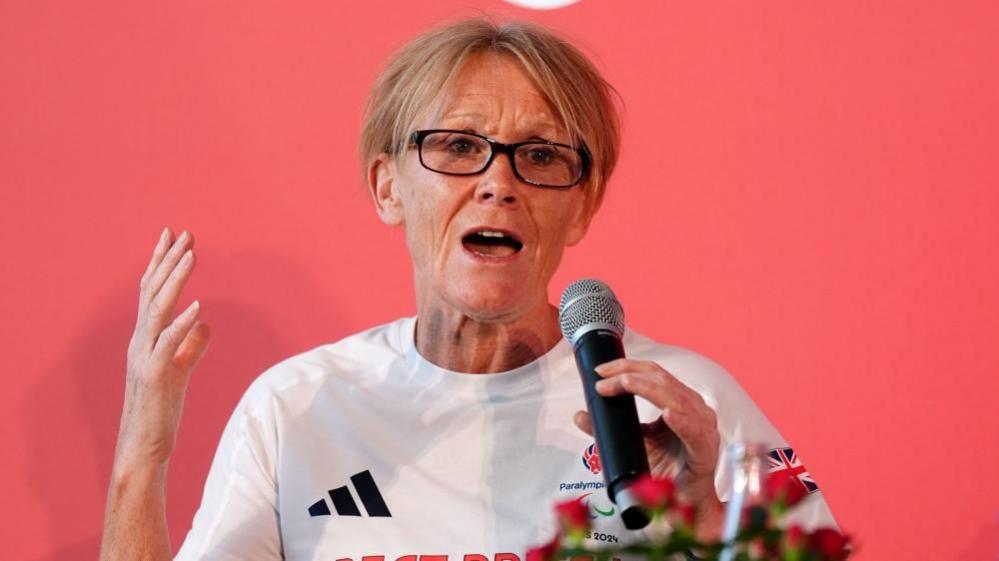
left=564, top=184, right=600, bottom=247
left=367, top=153, right=404, bottom=226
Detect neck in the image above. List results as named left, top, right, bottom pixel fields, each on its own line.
left=414, top=299, right=562, bottom=374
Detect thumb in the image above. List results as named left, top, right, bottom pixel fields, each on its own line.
left=174, top=320, right=211, bottom=382
left=573, top=410, right=594, bottom=436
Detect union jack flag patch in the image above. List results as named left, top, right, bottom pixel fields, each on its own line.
left=767, top=447, right=819, bottom=493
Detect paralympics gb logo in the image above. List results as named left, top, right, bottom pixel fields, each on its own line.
left=582, top=443, right=602, bottom=474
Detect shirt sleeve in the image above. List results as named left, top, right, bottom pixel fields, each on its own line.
left=698, top=355, right=841, bottom=532
left=635, top=344, right=841, bottom=532
left=174, top=383, right=283, bottom=561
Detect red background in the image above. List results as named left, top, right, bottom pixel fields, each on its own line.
left=3, top=1, right=998, bottom=559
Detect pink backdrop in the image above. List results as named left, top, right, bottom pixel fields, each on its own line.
left=3, top=1, right=998, bottom=559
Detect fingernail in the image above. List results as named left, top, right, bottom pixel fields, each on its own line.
left=594, top=364, right=607, bottom=374
left=160, top=227, right=169, bottom=241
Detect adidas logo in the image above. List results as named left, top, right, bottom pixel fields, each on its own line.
left=308, top=469, right=392, bottom=518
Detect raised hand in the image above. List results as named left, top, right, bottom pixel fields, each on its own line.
left=101, top=228, right=210, bottom=561
left=114, top=228, right=211, bottom=470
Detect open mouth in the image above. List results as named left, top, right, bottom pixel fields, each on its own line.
left=461, top=229, right=524, bottom=258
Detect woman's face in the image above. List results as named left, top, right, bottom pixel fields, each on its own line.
left=369, top=54, right=594, bottom=322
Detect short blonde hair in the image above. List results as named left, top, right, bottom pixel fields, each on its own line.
left=359, top=17, right=621, bottom=209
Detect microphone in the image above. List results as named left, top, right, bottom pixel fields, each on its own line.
left=559, top=279, right=651, bottom=530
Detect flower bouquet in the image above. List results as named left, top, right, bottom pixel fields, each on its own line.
left=528, top=467, right=851, bottom=561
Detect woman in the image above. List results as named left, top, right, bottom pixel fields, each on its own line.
left=100, top=17, right=837, bottom=561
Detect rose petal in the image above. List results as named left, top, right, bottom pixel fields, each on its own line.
left=526, top=535, right=560, bottom=561
left=554, top=497, right=590, bottom=532
left=765, top=472, right=808, bottom=507
left=784, top=524, right=806, bottom=551
left=630, top=473, right=676, bottom=510
left=808, top=527, right=851, bottom=560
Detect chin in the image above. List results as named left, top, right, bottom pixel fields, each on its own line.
left=444, top=278, right=537, bottom=322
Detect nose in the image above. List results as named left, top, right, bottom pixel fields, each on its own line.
left=473, top=151, right=520, bottom=207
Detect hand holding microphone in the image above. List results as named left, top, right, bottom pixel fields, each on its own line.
left=559, top=279, right=725, bottom=538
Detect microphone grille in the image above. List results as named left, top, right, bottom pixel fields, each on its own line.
left=558, top=278, right=625, bottom=343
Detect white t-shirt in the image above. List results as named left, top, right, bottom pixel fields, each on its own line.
left=174, top=317, right=838, bottom=561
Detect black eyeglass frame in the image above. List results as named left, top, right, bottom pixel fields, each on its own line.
left=410, top=129, right=591, bottom=189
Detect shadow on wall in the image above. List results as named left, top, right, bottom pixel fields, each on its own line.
left=22, top=247, right=346, bottom=561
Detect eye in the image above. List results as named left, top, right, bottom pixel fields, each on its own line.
left=448, top=137, right=477, bottom=155
left=522, top=145, right=558, bottom=166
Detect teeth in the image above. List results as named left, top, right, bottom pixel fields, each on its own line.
left=478, top=231, right=506, bottom=238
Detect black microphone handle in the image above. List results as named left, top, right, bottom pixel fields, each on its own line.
left=572, top=329, right=651, bottom=504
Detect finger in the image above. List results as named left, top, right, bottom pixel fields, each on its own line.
left=594, top=358, right=664, bottom=377
left=573, top=410, right=594, bottom=436
left=660, top=399, right=720, bottom=473
left=151, top=300, right=201, bottom=366
left=595, top=370, right=682, bottom=412
left=595, top=369, right=718, bottom=468
left=139, top=228, right=173, bottom=304
left=143, top=230, right=195, bottom=308
left=143, top=249, right=196, bottom=345
left=595, top=360, right=692, bottom=401
left=173, top=320, right=211, bottom=382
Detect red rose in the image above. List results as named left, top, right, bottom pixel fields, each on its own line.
left=630, top=473, right=676, bottom=511
left=764, top=472, right=807, bottom=507
left=677, top=502, right=696, bottom=527
left=526, top=535, right=560, bottom=561
left=554, top=497, right=590, bottom=533
left=808, top=527, right=851, bottom=560
left=664, top=500, right=697, bottom=534
left=785, top=524, right=806, bottom=550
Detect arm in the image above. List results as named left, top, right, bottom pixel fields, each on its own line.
left=579, top=351, right=840, bottom=533
left=99, top=228, right=210, bottom=561
left=100, top=461, right=171, bottom=560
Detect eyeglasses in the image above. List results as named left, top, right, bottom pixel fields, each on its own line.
left=410, top=129, right=590, bottom=189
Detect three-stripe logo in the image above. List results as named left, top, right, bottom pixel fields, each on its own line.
left=308, top=470, right=392, bottom=518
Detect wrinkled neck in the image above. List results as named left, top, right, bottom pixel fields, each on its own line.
left=414, top=303, right=562, bottom=374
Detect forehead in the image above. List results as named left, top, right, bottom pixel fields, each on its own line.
left=426, top=53, right=565, bottom=139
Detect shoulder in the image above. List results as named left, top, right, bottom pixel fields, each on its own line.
left=624, top=330, right=841, bottom=529
left=236, top=316, right=414, bottom=416
left=623, top=329, right=784, bottom=443
left=623, top=329, right=741, bottom=405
